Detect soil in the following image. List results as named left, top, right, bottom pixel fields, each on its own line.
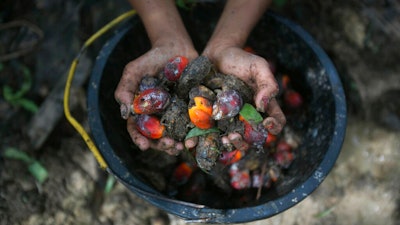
left=1, top=0, right=399, bottom=225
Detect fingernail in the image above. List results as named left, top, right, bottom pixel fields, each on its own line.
left=120, top=104, right=129, bottom=119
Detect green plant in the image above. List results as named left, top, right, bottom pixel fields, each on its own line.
left=3, top=147, right=48, bottom=184
left=2, top=61, right=39, bottom=113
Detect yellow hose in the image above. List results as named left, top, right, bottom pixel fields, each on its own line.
left=63, top=10, right=136, bottom=169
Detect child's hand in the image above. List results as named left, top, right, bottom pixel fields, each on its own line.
left=115, top=40, right=198, bottom=154
left=205, top=46, right=286, bottom=135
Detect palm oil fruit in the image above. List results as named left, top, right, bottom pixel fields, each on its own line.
left=135, top=114, right=165, bottom=139
left=212, top=89, right=243, bottom=120
left=188, top=96, right=213, bottom=129
left=132, top=88, right=170, bottom=114
left=164, top=56, right=189, bottom=82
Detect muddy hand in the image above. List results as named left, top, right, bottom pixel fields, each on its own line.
left=126, top=116, right=185, bottom=155
left=115, top=42, right=198, bottom=153
left=204, top=46, right=286, bottom=134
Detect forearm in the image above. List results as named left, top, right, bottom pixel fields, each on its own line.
left=128, top=0, right=192, bottom=47
left=203, top=0, right=271, bottom=58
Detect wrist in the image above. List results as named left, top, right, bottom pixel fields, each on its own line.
left=153, top=35, right=197, bottom=59
left=203, top=38, right=241, bottom=62
left=203, top=0, right=271, bottom=61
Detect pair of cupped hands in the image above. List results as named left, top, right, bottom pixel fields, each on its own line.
left=114, top=36, right=286, bottom=155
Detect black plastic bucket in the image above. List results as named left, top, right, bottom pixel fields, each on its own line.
left=87, top=6, right=346, bottom=224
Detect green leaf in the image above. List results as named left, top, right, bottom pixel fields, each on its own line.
left=3, top=147, right=33, bottom=164
left=314, top=206, right=335, bottom=218
left=28, top=161, right=49, bottom=184
left=239, top=103, right=263, bottom=124
left=14, top=98, right=39, bottom=113
left=3, top=63, right=32, bottom=101
left=3, top=85, right=16, bottom=102
left=3, top=147, right=48, bottom=183
left=104, top=175, right=116, bottom=194
left=185, top=127, right=220, bottom=140
left=2, top=62, right=37, bottom=114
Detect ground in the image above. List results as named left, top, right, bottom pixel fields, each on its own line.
left=1, top=0, right=399, bottom=225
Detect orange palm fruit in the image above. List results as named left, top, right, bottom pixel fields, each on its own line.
left=265, top=133, right=278, bottom=147
left=188, top=96, right=213, bottom=129
left=171, top=162, right=195, bottom=185
left=219, top=149, right=244, bottom=165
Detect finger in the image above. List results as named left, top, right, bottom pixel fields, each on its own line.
left=251, top=62, right=280, bottom=113
left=163, top=141, right=185, bottom=155
left=228, top=132, right=249, bottom=151
left=150, top=137, right=176, bottom=150
left=115, top=61, right=143, bottom=119
left=164, top=146, right=183, bottom=156
left=128, top=117, right=182, bottom=152
left=184, top=136, right=198, bottom=149
left=127, top=117, right=151, bottom=150
left=115, top=52, right=168, bottom=119
left=164, top=148, right=178, bottom=155
left=262, top=98, right=286, bottom=135
left=221, top=136, right=234, bottom=151
left=175, top=142, right=185, bottom=151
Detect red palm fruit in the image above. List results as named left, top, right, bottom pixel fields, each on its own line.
left=219, top=149, right=244, bottom=165
left=164, top=56, right=189, bottom=81
left=229, top=163, right=251, bottom=190
left=265, top=133, right=278, bottom=147
left=135, top=114, right=165, bottom=139
left=188, top=96, right=213, bottom=129
left=275, top=151, right=294, bottom=168
left=171, top=162, right=194, bottom=185
left=212, top=89, right=243, bottom=120
left=274, top=141, right=294, bottom=168
left=276, top=141, right=292, bottom=152
left=240, top=119, right=268, bottom=148
left=132, top=88, right=170, bottom=114
left=284, top=89, right=303, bottom=109
left=281, top=74, right=291, bottom=91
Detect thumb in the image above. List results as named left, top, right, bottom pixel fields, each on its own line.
left=114, top=62, right=142, bottom=119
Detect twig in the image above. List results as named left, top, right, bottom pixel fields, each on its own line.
left=256, top=161, right=268, bottom=200
left=0, top=20, right=44, bottom=62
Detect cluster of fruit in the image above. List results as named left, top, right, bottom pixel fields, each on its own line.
left=131, top=56, right=255, bottom=165
left=129, top=55, right=304, bottom=196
